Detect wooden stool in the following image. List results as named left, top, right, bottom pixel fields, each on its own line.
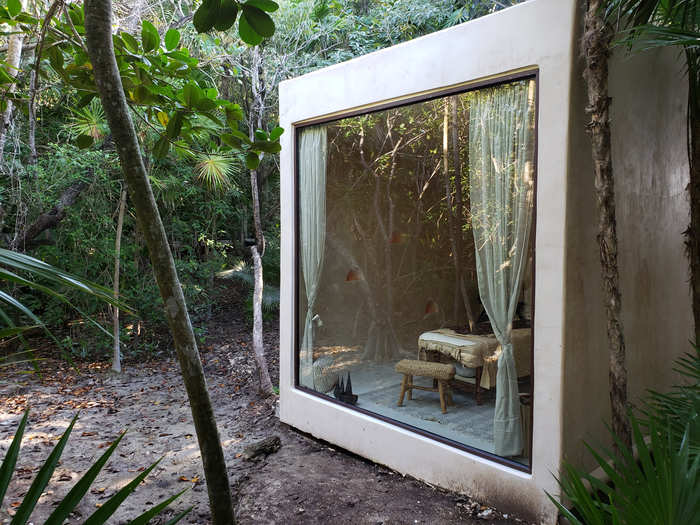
left=395, top=359, right=455, bottom=414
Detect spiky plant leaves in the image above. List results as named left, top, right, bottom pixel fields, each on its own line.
left=10, top=414, right=78, bottom=524
left=0, top=413, right=190, bottom=525
left=195, top=153, right=240, bottom=193
left=0, top=409, right=28, bottom=507
left=552, top=349, right=700, bottom=524
left=44, top=433, right=127, bottom=525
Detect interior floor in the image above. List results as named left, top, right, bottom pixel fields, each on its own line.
left=314, top=346, right=530, bottom=465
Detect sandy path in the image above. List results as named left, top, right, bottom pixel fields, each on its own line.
left=1, top=318, right=529, bottom=524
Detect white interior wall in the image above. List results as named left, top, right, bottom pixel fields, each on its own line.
left=279, top=0, right=578, bottom=521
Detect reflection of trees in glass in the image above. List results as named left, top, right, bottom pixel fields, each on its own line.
left=323, top=93, right=480, bottom=361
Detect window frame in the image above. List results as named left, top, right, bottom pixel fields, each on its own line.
left=292, top=69, right=539, bottom=473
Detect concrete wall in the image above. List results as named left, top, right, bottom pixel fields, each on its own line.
left=562, top=33, right=691, bottom=469
left=280, top=1, right=578, bottom=522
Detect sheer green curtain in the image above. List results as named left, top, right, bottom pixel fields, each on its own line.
left=299, top=125, right=328, bottom=388
left=469, top=80, right=535, bottom=457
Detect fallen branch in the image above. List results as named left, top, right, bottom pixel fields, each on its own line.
left=13, top=177, right=89, bottom=250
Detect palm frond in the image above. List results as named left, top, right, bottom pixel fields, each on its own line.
left=194, top=153, right=240, bottom=193
left=65, top=99, right=108, bottom=141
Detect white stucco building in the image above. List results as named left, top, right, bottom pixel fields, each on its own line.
left=277, top=0, right=689, bottom=521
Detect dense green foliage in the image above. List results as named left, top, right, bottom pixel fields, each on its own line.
left=0, top=0, right=523, bottom=362
left=551, top=347, right=700, bottom=524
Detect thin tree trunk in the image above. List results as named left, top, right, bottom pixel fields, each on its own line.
left=582, top=0, right=631, bottom=449
left=246, top=45, right=274, bottom=396
left=112, top=189, right=127, bottom=374
left=251, top=244, right=274, bottom=395
left=0, top=0, right=27, bottom=165
left=451, top=98, right=477, bottom=330
left=83, top=3, right=236, bottom=524
left=685, top=50, right=700, bottom=345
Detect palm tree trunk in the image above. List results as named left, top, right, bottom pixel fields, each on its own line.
left=685, top=50, right=700, bottom=345
left=83, top=2, right=236, bottom=523
left=582, top=0, right=631, bottom=449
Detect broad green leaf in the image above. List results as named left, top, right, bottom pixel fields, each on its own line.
left=44, top=433, right=127, bottom=525
left=132, top=84, right=152, bottom=104
left=221, top=133, right=241, bottom=148
left=238, top=11, right=263, bottom=45
left=253, top=140, right=281, bottom=154
left=68, top=5, right=84, bottom=25
left=164, top=28, right=180, bottom=51
left=254, top=129, right=268, bottom=141
left=225, top=104, right=244, bottom=126
left=215, top=0, right=239, bottom=31
left=193, top=0, right=220, bottom=33
left=246, top=151, right=261, bottom=170
left=166, top=111, right=184, bottom=139
left=141, top=20, right=160, bottom=53
left=195, top=97, right=217, bottom=112
left=11, top=415, right=78, bottom=525
left=121, top=31, right=139, bottom=53
left=245, top=0, right=279, bottom=12
left=152, top=135, right=170, bottom=159
left=241, top=5, right=275, bottom=38
left=228, top=128, right=252, bottom=144
left=14, top=13, right=38, bottom=24
left=7, top=0, right=21, bottom=18
left=76, top=134, right=94, bottom=149
left=182, top=82, right=201, bottom=107
left=269, top=126, right=284, bottom=140
left=0, top=409, right=28, bottom=507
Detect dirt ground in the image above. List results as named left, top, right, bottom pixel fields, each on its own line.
left=1, top=308, right=532, bottom=524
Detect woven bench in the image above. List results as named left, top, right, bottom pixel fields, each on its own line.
left=395, top=359, right=456, bottom=414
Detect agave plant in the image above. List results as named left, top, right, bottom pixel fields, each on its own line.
left=1, top=410, right=190, bottom=524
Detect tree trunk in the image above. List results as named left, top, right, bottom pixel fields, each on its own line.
left=444, top=99, right=477, bottom=330
left=112, top=189, right=127, bottom=374
left=251, top=244, right=274, bottom=395
left=582, top=0, right=631, bottom=449
left=0, top=0, right=27, bottom=165
left=83, top=2, right=236, bottom=524
left=685, top=49, right=700, bottom=345
left=246, top=45, right=274, bottom=396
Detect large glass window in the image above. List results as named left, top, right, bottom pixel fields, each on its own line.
left=296, top=77, right=536, bottom=467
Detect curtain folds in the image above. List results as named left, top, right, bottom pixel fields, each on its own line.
left=299, top=125, right=328, bottom=388
left=469, top=80, right=535, bottom=457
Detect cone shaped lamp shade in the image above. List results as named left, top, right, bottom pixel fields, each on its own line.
left=345, top=269, right=363, bottom=282
left=424, top=299, right=440, bottom=314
